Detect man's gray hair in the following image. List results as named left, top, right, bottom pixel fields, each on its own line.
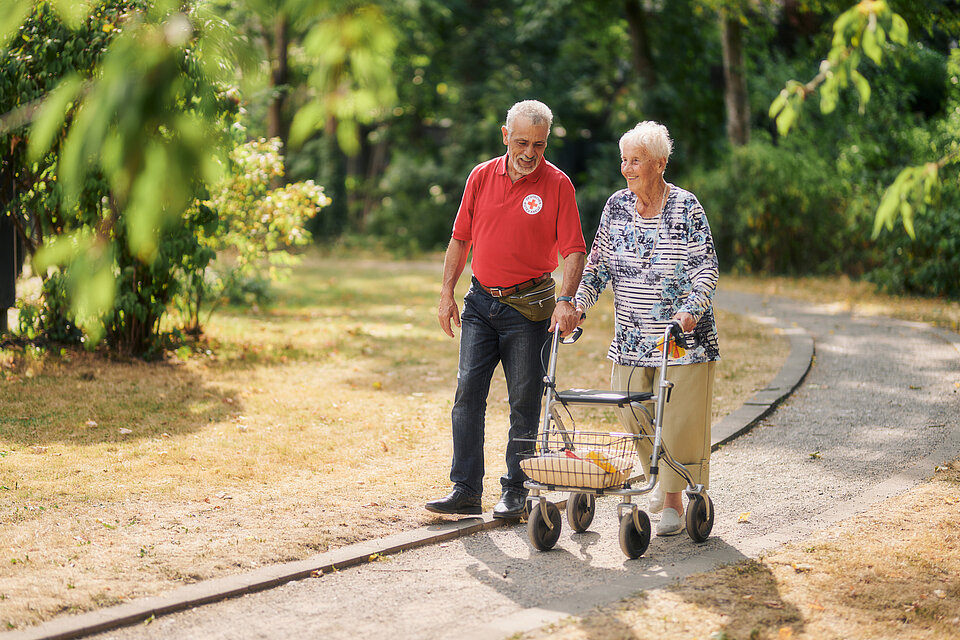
left=505, top=100, right=553, bottom=135
left=619, top=121, right=673, bottom=161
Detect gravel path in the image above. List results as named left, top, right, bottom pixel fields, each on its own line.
left=43, top=291, right=960, bottom=640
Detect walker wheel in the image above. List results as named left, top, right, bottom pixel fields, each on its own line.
left=685, top=493, right=714, bottom=543
left=618, top=510, right=651, bottom=559
left=527, top=501, right=562, bottom=551
left=566, top=492, right=596, bottom=533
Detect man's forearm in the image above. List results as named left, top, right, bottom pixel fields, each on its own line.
left=558, top=251, right=585, bottom=297
left=441, top=238, right=470, bottom=296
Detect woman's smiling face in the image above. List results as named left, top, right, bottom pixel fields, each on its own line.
left=620, top=141, right=666, bottom=196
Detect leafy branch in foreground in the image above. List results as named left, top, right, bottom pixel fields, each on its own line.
left=770, top=0, right=960, bottom=239
left=769, top=0, right=908, bottom=136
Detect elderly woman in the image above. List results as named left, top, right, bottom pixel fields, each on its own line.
left=570, top=120, right=720, bottom=536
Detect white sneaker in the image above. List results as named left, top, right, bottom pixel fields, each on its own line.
left=648, top=483, right=664, bottom=514
left=656, top=508, right=684, bottom=536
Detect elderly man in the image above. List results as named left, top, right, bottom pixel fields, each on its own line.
left=427, top=100, right=586, bottom=518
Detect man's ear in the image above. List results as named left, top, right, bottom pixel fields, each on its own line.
left=501, top=125, right=509, bottom=145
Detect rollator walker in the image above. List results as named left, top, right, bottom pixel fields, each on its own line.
left=520, top=321, right=714, bottom=558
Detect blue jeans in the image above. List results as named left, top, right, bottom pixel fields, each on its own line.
left=449, top=280, right=550, bottom=498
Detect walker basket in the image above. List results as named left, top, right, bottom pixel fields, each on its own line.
left=519, top=430, right=640, bottom=490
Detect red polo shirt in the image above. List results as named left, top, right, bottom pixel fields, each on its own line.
left=452, top=154, right=585, bottom=288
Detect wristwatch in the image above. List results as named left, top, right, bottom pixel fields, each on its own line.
left=557, top=296, right=574, bottom=303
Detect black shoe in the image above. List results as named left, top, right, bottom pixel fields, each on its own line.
left=425, top=489, right=482, bottom=515
left=492, top=489, right=526, bottom=519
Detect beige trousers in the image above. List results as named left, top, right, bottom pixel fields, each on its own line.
left=611, top=361, right=716, bottom=493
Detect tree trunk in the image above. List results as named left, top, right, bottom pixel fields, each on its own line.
left=267, top=13, right=290, bottom=147
left=721, top=13, right=750, bottom=146
left=623, top=0, right=657, bottom=88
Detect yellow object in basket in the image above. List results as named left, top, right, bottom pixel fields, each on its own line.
left=584, top=450, right=617, bottom=473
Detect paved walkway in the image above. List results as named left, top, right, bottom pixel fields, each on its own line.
left=9, top=290, right=960, bottom=640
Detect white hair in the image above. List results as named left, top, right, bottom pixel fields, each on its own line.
left=505, top=100, right=553, bottom=135
left=619, top=121, right=673, bottom=161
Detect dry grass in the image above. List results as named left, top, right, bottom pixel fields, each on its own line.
left=522, top=459, right=960, bottom=640
left=0, top=251, right=788, bottom=631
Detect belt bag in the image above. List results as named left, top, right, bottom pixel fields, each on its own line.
left=501, top=278, right=556, bottom=322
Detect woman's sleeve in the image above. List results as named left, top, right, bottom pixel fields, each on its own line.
left=678, top=196, right=719, bottom=320
left=574, top=198, right=614, bottom=310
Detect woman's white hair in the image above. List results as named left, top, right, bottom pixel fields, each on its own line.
left=505, top=100, right=553, bottom=135
left=619, top=121, right=673, bottom=161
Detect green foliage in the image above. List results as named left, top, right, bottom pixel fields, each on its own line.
left=165, top=136, right=329, bottom=331
left=2, top=1, right=375, bottom=353
left=688, top=140, right=853, bottom=275
left=290, top=3, right=397, bottom=154
left=872, top=47, right=960, bottom=239
left=202, top=137, right=329, bottom=275
left=15, top=272, right=84, bottom=343
left=869, top=187, right=960, bottom=298
left=770, top=0, right=908, bottom=135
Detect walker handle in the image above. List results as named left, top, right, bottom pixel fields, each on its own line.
left=669, top=320, right=688, bottom=349
left=560, top=326, right=583, bottom=344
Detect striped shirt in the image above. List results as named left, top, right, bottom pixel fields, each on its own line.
left=574, top=184, right=721, bottom=367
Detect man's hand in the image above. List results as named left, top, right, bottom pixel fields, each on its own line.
left=550, top=301, right=581, bottom=337
left=438, top=293, right=461, bottom=338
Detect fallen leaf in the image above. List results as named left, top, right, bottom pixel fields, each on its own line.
left=379, top=440, right=388, bottom=452
left=31, top=446, right=48, bottom=454
left=96, top=518, right=116, bottom=530
left=909, top=385, right=922, bottom=390
left=807, top=601, right=825, bottom=611
left=310, top=569, right=323, bottom=578
left=738, top=511, right=752, bottom=523
left=809, top=451, right=822, bottom=460
left=792, top=563, right=814, bottom=573
left=765, top=601, right=784, bottom=609
left=778, top=628, right=793, bottom=639
left=118, top=428, right=133, bottom=435
left=85, top=420, right=98, bottom=428
left=161, top=433, right=171, bottom=439
left=373, top=381, right=383, bottom=390
left=934, top=589, right=946, bottom=599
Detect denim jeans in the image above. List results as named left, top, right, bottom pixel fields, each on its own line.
left=449, top=279, right=550, bottom=498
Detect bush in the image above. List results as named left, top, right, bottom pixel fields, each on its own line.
left=687, top=140, right=854, bottom=275
left=868, top=187, right=960, bottom=298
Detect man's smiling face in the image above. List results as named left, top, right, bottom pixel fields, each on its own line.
left=502, top=117, right=549, bottom=179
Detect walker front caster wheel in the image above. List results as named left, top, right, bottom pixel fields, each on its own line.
left=528, top=501, right=562, bottom=551
left=685, top=493, right=714, bottom=543
left=618, top=510, right=651, bottom=559
left=566, top=492, right=596, bottom=533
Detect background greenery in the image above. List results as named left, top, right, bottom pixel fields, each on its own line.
left=1, top=0, right=958, bottom=356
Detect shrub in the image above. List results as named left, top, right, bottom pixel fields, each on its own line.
left=687, top=140, right=853, bottom=275
left=868, top=187, right=960, bottom=298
